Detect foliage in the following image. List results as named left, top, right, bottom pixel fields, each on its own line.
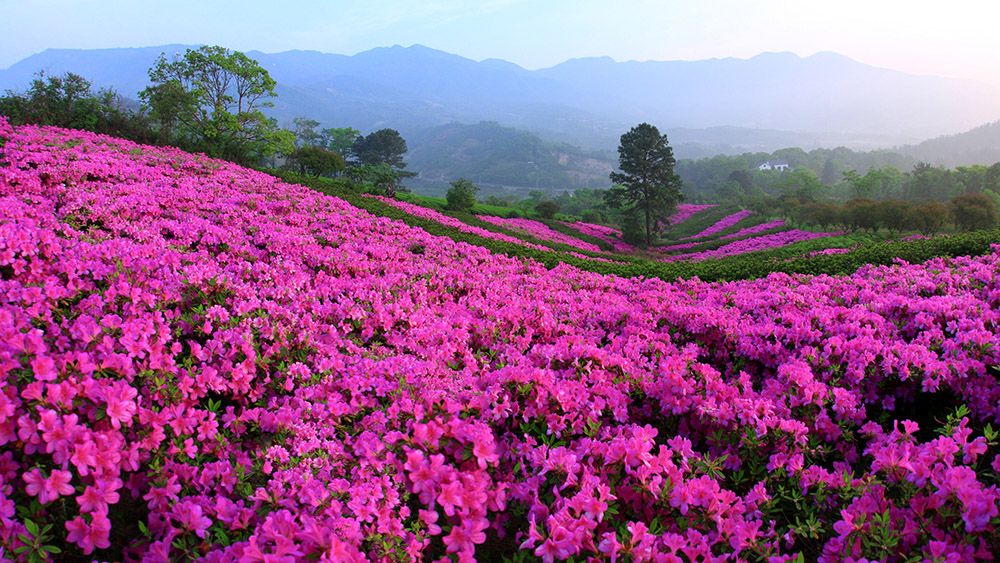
left=351, top=128, right=415, bottom=193
left=534, top=200, right=560, bottom=219
left=345, top=163, right=405, bottom=196
left=951, top=193, right=999, bottom=232
left=0, top=72, right=153, bottom=142
left=352, top=128, right=407, bottom=168
left=605, top=123, right=684, bottom=246
left=445, top=178, right=480, bottom=212
left=319, top=126, right=360, bottom=160
left=140, top=45, right=293, bottom=164
left=288, top=146, right=346, bottom=178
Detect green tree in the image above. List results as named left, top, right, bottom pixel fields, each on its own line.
left=291, top=146, right=346, bottom=178
left=346, top=163, right=405, bottom=197
left=320, top=127, right=360, bottom=160
left=445, top=178, right=480, bottom=212
left=876, top=200, right=913, bottom=236
left=535, top=201, right=560, bottom=219
left=351, top=128, right=415, bottom=190
left=950, top=193, right=998, bottom=232
left=843, top=168, right=882, bottom=199
left=910, top=201, right=948, bottom=236
left=778, top=167, right=826, bottom=203
left=0, top=71, right=152, bottom=141
left=140, top=45, right=293, bottom=164
left=352, top=128, right=407, bottom=167
left=292, top=117, right=321, bottom=148
left=604, top=123, right=683, bottom=246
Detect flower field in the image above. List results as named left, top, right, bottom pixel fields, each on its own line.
left=2, top=120, right=1000, bottom=562
left=473, top=215, right=604, bottom=254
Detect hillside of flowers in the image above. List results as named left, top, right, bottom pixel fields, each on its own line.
left=2, top=119, right=1000, bottom=562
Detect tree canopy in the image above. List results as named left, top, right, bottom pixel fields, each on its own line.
left=605, top=123, right=684, bottom=246
left=140, top=45, right=293, bottom=164
left=445, top=178, right=480, bottom=212
left=0, top=72, right=152, bottom=141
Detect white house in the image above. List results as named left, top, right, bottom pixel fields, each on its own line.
left=757, top=160, right=790, bottom=171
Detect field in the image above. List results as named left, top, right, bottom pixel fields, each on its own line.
left=1, top=120, right=999, bottom=562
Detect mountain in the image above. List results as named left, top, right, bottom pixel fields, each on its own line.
left=406, top=121, right=616, bottom=190
left=899, top=121, right=1000, bottom=168
left=2, top=44, right=997, bottom=155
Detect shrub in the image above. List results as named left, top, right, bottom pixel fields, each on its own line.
left=445, top=178, right=479, bottom=212
left=535, top=200, right=560, bottom=219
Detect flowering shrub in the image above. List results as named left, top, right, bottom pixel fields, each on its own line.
left=719, top=219, right=786, bottom=240
left=475, top=216, right=603, bottom=253
left=367, top=195, right=552, bottom=252
left=682, top=209, right=755, bottom=240
left=664, top=204, right=716, bottom=226
left=663, top=230, right=846, bottom=262
left=1, top=119, right=999, bottom=562
left=557, top=221, right=633, bottom=253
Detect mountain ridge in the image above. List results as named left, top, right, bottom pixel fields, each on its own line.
left=1, top=43, right=997, bottom=154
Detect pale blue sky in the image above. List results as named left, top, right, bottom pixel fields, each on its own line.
left=3, top=0, right=999, bottom=86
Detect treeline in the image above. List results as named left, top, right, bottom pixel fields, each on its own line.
left=754, top=194, right=997, bottom=236
left=676, top=147, right=1000, bottom=205
left=0, top=46, right=417, bottom=195
left=0, top=72, right=157, bottom=144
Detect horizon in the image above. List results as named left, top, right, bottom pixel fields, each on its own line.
left=2, top=0, right=1000, bottom=88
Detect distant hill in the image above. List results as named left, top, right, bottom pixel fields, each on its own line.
left=2, top=44, right=997, bottom=156
left=899, top=121, right=1000, bottom=167
left=407, top=121, right=616, bottom=191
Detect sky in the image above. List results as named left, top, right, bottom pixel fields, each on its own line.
left=3, top=0, right=1000, bottom=87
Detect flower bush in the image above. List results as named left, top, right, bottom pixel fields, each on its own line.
left=1, top=119, right=999, bottom=562
left=719, top=219, right=787, bottom=241
left=663, top=230, right=847, bottom=262
left=475, top=216, right=604, bottom=253
left=682, top=209, right=756, bottom=240
left=664, top=204, right=716, bottom=227
left=557, top=221, right=633, bottom=253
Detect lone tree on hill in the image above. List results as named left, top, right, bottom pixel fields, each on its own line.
left=445, top=178, right=479, bottom=212
left=351, top=128, right=416, bottom=195
left=604, top=123, right=684, bottom=246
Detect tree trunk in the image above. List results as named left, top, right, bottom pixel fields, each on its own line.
left=645, top=208, right=652, bottom=246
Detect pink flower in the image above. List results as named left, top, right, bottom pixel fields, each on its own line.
left=65, top=512, right=111, bottom=554
left=22, top=468, right=73, bottom=504
left=77, top=478, right=122, bottom=513
left=172, top=500, right=213, bottom=538
left=443, top=518, right=488, bottom=555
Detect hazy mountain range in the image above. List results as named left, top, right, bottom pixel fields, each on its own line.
left=2, top=44, right=998, bottom=159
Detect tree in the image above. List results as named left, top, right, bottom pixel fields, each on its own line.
left=727, top=169, right=753, bottom=192
left=604, top=123, right=683, bottom=246
left=950, top=193, right=998, bottom=232
left=291, top=146, right=346, bottom=178
left=320, top=127, right=360, bottom=160
left=351, top=128, right=415, bottom=192
left=445, top=178, right=479, bottom=212
left=843, top=168, right=882, bottom=199
left=346, top=163, right=405, bottom=197
left=291, top=117, right=321, bottom=148
left=140, top=45, right=293, bottom=164
left=876, top=200, right=913, bottom=236
left=910, top=201, right=948, bottom=236
left=352, top=128, right=407, bottom=168
left=535, top=201, right=560, bottom=219
left=778, top=167, right=826, bottom=203
left=0, top=71, right=152, bottom=141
